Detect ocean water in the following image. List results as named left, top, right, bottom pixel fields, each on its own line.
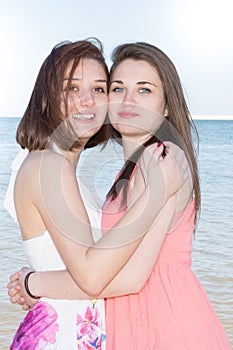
left=0, top=117, right=232, bottom=348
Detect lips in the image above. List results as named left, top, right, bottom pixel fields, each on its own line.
left=119, top=111, right=139, bottom=118
left=73, top=114, right=95, bottom=120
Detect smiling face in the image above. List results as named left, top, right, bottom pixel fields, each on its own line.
left=61, top=58, right=108, bottom=142
left=108, top=59, right=168, bottom=143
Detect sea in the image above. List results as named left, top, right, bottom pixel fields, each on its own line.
left=0, top=117, right=232, bottom=348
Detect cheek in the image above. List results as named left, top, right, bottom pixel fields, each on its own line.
left=150, top=96, right=166, bottom=115
left=98, top=104, right=108, bottom=120
left=108, top=92, right=122, bottom=104
left=69, top=96, right=79, bottom=109
left=108, top=102, right=119, bottom=122
left=95, top=95, right=108, bottom=108
left=96, top=96, right=108, bottom=115
left=60, top=96, right=78, bottom=115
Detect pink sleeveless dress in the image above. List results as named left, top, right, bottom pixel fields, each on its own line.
left=101, top=187, right=231, bottom=349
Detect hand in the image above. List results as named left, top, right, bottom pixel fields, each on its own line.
left=7, top=267, right=39, bottom=310
left=154, top=141, right=191, bottom=199
left=7, top=269, right=24, bottom=303
left=18, top=267, right=40, bottom=308
left=142, top=141, right=191, bottom=200
left=139, top=141, right=165, bottom=170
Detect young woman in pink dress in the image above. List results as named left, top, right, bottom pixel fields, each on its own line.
left=8, top=42, right=231, bottom=349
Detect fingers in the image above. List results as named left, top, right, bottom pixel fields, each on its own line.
left=22, top=304, right=30, bottom=311
left=9, top=267, right=30, bottom=282
left=9, top=271, right=21, bottom=282
left=7, top=283, right=20, bottom=297
left=18, top=296, right=26, bottom=305
left=10, top=293, right=27, bottom=306
left=9, top=294, right=22, bottom=304
left=143, top=141, right=191, bottom=198
left=7, top=279, right=21, bottom=298
left=8, top=290, right=25, bottom=305
left=162, top=142, right=191, bottom=190
left=7, top=269, right=34, bottom=310
left=142, top=142, right=165, bottom=171
left=147, top=142, right=165, bottom=161
left=167, top=143, right=189, bottom=185
left=7, top=276, right=27, bottom=306
left=7, top=279, right=21, bottom=289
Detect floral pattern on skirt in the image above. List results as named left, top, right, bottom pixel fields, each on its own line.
left=10, top=301, right=59, bottom=350
left=76, top=300, right=106, bottom=349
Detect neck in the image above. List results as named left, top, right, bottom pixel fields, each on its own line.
left=66, top=149, right=82, bottom=168
left=121, top=134, right=151, bottom=161
left=50, top=142, right=83, bottom=168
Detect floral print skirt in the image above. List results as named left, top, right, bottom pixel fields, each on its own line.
left=11, top=300, right=106, bottom=350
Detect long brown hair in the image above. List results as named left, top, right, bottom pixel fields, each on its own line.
left=107, top=42, right=200, bottom=218
left=16, top=38, right=111, bottom=151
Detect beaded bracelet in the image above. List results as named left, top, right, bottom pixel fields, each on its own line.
left=24, top=271, right=41, bottom=299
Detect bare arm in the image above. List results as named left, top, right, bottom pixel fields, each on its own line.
left=15, top=143, right=179, bottom=297
left=8, top=195, right=176, bottom=306
left=30, top=196, right=178, bottom=299
left=22, top=178, right=191, bottom=301
left=8, top=142, right=190, bottom=304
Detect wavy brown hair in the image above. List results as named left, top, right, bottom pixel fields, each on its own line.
left=16, top=38, right=111, bottom=151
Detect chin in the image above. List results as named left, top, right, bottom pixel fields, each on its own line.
left=79, top=127, right=101, bottom=140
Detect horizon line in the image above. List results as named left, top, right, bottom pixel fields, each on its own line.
left=0, top=114, right=233, bottom=120
left=192, top=115, right=233, bottom=120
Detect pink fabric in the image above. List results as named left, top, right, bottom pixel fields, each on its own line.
left=102, top=198, right=231, bottom=349
left=76, top=304, right=105, bottom=349
left=10, top=302, right=59, bottom=349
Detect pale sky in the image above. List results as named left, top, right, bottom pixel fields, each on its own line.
left=0, top=0, right=232, bottom=117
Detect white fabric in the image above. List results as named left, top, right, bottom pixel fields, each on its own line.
left=4, top=149, right=28, bottom=221
left=4, top=150, right=106, bottom=349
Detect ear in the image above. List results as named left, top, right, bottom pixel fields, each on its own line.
left=163, top=108, right=168, bottom=117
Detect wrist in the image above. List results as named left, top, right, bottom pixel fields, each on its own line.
left=24, top=271, right=41, bottom=299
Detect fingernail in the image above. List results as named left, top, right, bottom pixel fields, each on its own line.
left=157, top=142, right=162, bottom=147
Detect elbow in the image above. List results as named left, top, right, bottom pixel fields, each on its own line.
left=68, top=267, right=109, bottom=297
left=126, top=279, right=146, bottom=294
left=79, top=276, right=107, bottom=297
left=128, top=284, right=142, bottom=295
left=83, top=285, right=103, bottom=298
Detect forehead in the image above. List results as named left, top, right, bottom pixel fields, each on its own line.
left=112, top=59, right=160, bottom=81
left=65, top=58, right=107, bottom=78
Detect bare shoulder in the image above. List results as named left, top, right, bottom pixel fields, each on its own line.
left=14, top=150, right=69, bottom=238
left=16, top=150, right=68, bottom=180
left=15, top=151, right=42, bottom=186
left=14, top=150, right=71, bottom=202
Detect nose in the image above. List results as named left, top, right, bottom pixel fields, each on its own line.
left=122, top=90, right=136, bottom=107
left=80, top=89, right=95, bottom=107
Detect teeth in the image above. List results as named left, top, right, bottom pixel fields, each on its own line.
left=73, top=114, right=94, bottom=120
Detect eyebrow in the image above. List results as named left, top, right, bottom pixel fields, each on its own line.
left=110, top=79, right=157, bottom=87
left=63, top=78, right=107, bottom=83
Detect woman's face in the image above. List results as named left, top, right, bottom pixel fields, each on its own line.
left=61, top=58, right=108, bottom=141
left=108, top=59, right=167, bottom=142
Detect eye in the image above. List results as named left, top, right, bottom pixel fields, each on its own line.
left=139, top=87, right=151, bottom=94
left=64, top=85, right=79, bottom=93
left=111, top=86, right=126, bottom=93
left=93, top=86, right=106, bottom=93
